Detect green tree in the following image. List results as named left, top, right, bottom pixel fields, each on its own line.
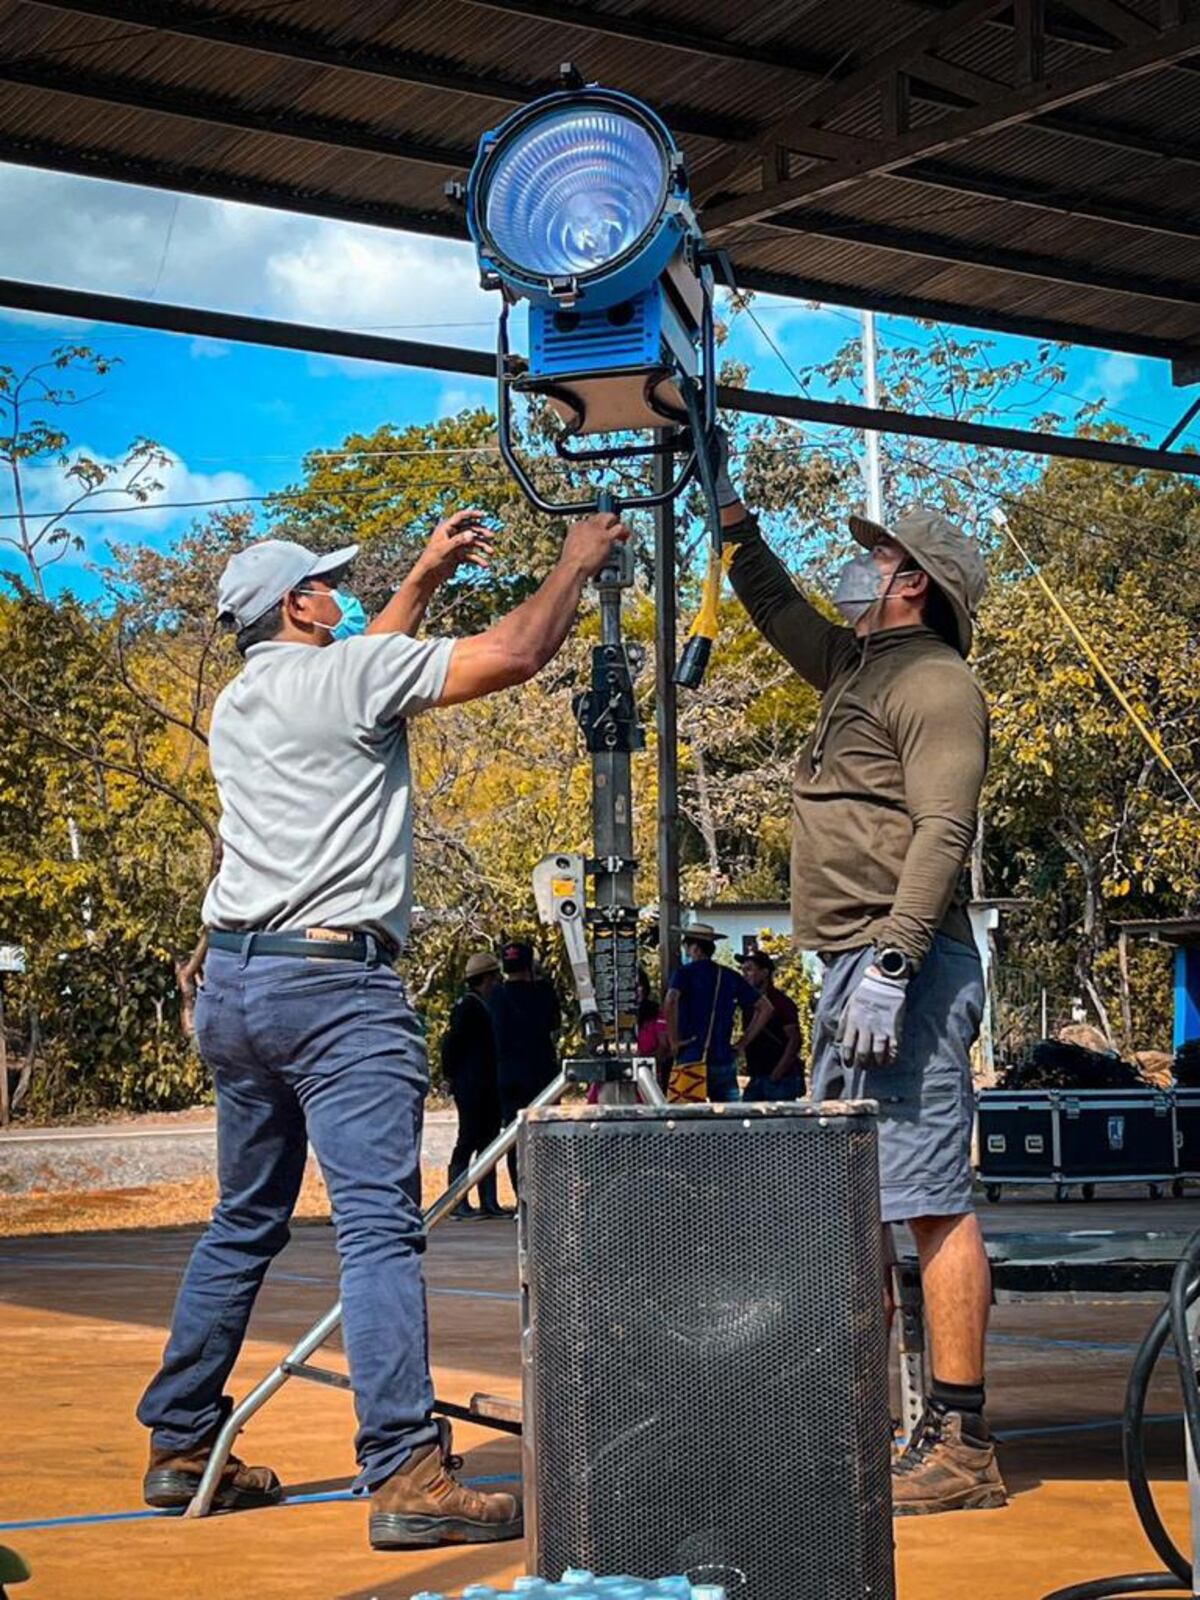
left=0, top=344, right=169, bottom=595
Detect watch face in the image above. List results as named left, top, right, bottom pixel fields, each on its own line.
left=879, top=950, right=907, bottom=978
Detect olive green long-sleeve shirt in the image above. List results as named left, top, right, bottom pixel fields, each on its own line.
left=729, top=534, right=988, bottom=966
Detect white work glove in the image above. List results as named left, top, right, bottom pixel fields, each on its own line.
left=710, top=425, right=741, bottom=510
left=837, top=967, right=908, bottom=1070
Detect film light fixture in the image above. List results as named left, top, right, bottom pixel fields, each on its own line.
left=451, top=67, right=724, bottom=530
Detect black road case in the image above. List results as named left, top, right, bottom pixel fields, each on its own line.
left=977, top=1088, right=1177, bottom=1202
left=1176, top=1087, right=1200, bottom=1181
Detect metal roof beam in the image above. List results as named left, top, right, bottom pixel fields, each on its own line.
left=895, top=159, right=1200, bottom=240
left=759, top=208, right=1200, bottom=309
left=734, top=263, right=1189, bottom=362
left=0, top=60, right=476, bottom=169
left=23, top=0, right=1196, bottom=192
left=3, top=128, right=1195, bottom=364
left=0, top=131, right=469, bottom=235
left=455, top=0, right=838, bottom=76
left=23, top=0, right=748, bottom=143
left=703, top=10, right=1200, bottom=232
left=699, top=0, right=1014, bottom=198
left=1, top=275, right=1197, bottom=476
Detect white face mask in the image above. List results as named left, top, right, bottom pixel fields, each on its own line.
left=831, top=552, right=918, bottom=624
left=831, top=552, right=888, bottom=623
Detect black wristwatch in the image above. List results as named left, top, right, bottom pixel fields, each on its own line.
left=875, top=947, right=915, bottom=981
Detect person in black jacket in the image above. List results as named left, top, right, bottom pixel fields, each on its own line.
left=442, top=951, right=509, bottom=1219
left=489, top=940, right=561, bottom=1196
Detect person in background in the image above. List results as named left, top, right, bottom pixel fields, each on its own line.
left=663, top=924, right=773, bottom=1102
left=739, top=950, right=804, bottom=1101
left=489, top=940, right=561, bottom=1193
left=441, top=951, right=509, bottom=1219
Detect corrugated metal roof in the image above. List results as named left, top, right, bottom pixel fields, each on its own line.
left=0, top=0, right=1197, bottom=364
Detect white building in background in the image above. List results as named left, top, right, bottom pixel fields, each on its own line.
left=684, top=900, right=1004, bottom=1076
left=682, top=903, right=823, bottom=981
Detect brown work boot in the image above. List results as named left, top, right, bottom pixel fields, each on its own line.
left=369, top=1419, right=522, bottom=1550
left=143, top=1430, right=282, bottom=1512
left=891, top=1408, right=1007, bottom=1516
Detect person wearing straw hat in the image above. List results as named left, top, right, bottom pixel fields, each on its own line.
left=441, top=951, right=509, bottom=1220
left=663, top=922, right=774, bottom=1103
left=137, top=505, right=630, bottom=1551
left=714, top=431, right=1005, bottom=1517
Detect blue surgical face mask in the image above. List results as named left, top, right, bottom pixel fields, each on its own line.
left=296, top=584, right=367, bottom=640
left=327, top=588, right=367, bottom=641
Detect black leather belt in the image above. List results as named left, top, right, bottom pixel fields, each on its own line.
left=207, top=928, right=393, bottom=962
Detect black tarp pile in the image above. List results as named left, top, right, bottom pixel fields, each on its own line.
left=1001, top=1039, right=1145, bottom=1091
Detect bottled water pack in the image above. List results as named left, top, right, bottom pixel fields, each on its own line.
left=411, top=1575, right=726, bottom=1600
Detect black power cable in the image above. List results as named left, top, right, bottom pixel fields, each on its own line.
left=1043, top=1228, right=1200, bottom=1600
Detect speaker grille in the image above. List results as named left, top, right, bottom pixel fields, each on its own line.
left=521, top=1104, right=893, bottom=1600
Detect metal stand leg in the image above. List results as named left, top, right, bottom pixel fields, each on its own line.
left=1187, top=1291, right=1199, bottom=1594
left=892, top=1260, right=927, bottom=1440
left=184, top=1071, right=573, bottom=1517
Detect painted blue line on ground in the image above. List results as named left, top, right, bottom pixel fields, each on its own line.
left=994, top=1413, right=1181, bottom=1442
left=0, top=1477, right=521, bottom=1533
left=989, top=1332, right=1143, bottom=1355
left=0, top=1253, right=519, bottom=1300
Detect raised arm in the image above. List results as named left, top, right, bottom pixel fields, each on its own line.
left=711, top=429, right=855, bottom=692
left=367, top=508, right=495, bottom=638
left=437, top=513, right=629, bottom=706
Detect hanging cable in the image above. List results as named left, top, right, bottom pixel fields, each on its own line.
left=991, top=506, right=1200, bottom=816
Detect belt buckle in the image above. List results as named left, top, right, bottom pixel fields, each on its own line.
left=305, top=927, right=353, bottom=945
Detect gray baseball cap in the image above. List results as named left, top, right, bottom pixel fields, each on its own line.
left=216, top=538, right=359, bottom=629
left=849, top=508, right=987, bottom=657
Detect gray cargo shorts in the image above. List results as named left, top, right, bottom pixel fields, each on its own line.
left=810, top=933, right=983, bottom=1224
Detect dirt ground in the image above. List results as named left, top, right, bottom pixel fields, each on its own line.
left=0, top=1162, right=513, bottom=1237
left=0, top=1194, right=1196, bottom=1600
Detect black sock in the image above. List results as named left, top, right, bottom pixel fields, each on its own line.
left=929, top=1377, right=988, bottom=1441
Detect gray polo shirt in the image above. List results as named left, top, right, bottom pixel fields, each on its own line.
left=202, top=633, right=454, bottom=949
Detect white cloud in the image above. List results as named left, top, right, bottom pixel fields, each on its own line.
left=0, top=164, right=496, bottom=350
left=1085, top=350, right=1141, bottom=405
left=3, top=445, right=256, bottom=579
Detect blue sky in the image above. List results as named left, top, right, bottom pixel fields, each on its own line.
left=0, top=160, right=1193, bottom=600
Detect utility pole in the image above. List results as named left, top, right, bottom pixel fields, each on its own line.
left=861, top=310, right=884, bottom=523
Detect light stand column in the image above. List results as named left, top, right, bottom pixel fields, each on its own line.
left=576, top=536, right=643, bottom=1060
left=653, top=445, right=681, bottom=990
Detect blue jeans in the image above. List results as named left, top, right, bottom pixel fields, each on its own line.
left=137, top=946, right=438, bottom=1491
left=743, top=1073, right=804, bottom=1102
left=705, top=1064, right=741, bottom=1103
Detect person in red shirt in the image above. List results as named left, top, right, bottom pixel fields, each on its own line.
left=739, top=951, right=804, bottom=1101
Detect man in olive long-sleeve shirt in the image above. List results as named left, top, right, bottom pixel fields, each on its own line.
left=716, top=434, right=1004, bottom=1516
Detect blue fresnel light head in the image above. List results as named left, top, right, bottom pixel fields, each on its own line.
left=455, top=73, right=720, bottom=521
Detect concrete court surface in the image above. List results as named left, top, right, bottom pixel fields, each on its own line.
left=1, top=1196, right=1198, bottom=1600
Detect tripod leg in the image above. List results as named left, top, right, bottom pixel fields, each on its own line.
left=185, top=1072, right=572, bottom=1516
left=184, top=1298, right=345, bottom=1517
left=634, top=1060, right=668, bottom=1107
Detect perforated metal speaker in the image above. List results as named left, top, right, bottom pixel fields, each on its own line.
left=519, top=1102, right=893, bottom=1600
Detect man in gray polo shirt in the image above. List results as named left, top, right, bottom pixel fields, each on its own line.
left=137, top=506, right=628, bottom=1551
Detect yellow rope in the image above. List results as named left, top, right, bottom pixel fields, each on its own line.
left=996, top=511, right=1200, bottom=815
